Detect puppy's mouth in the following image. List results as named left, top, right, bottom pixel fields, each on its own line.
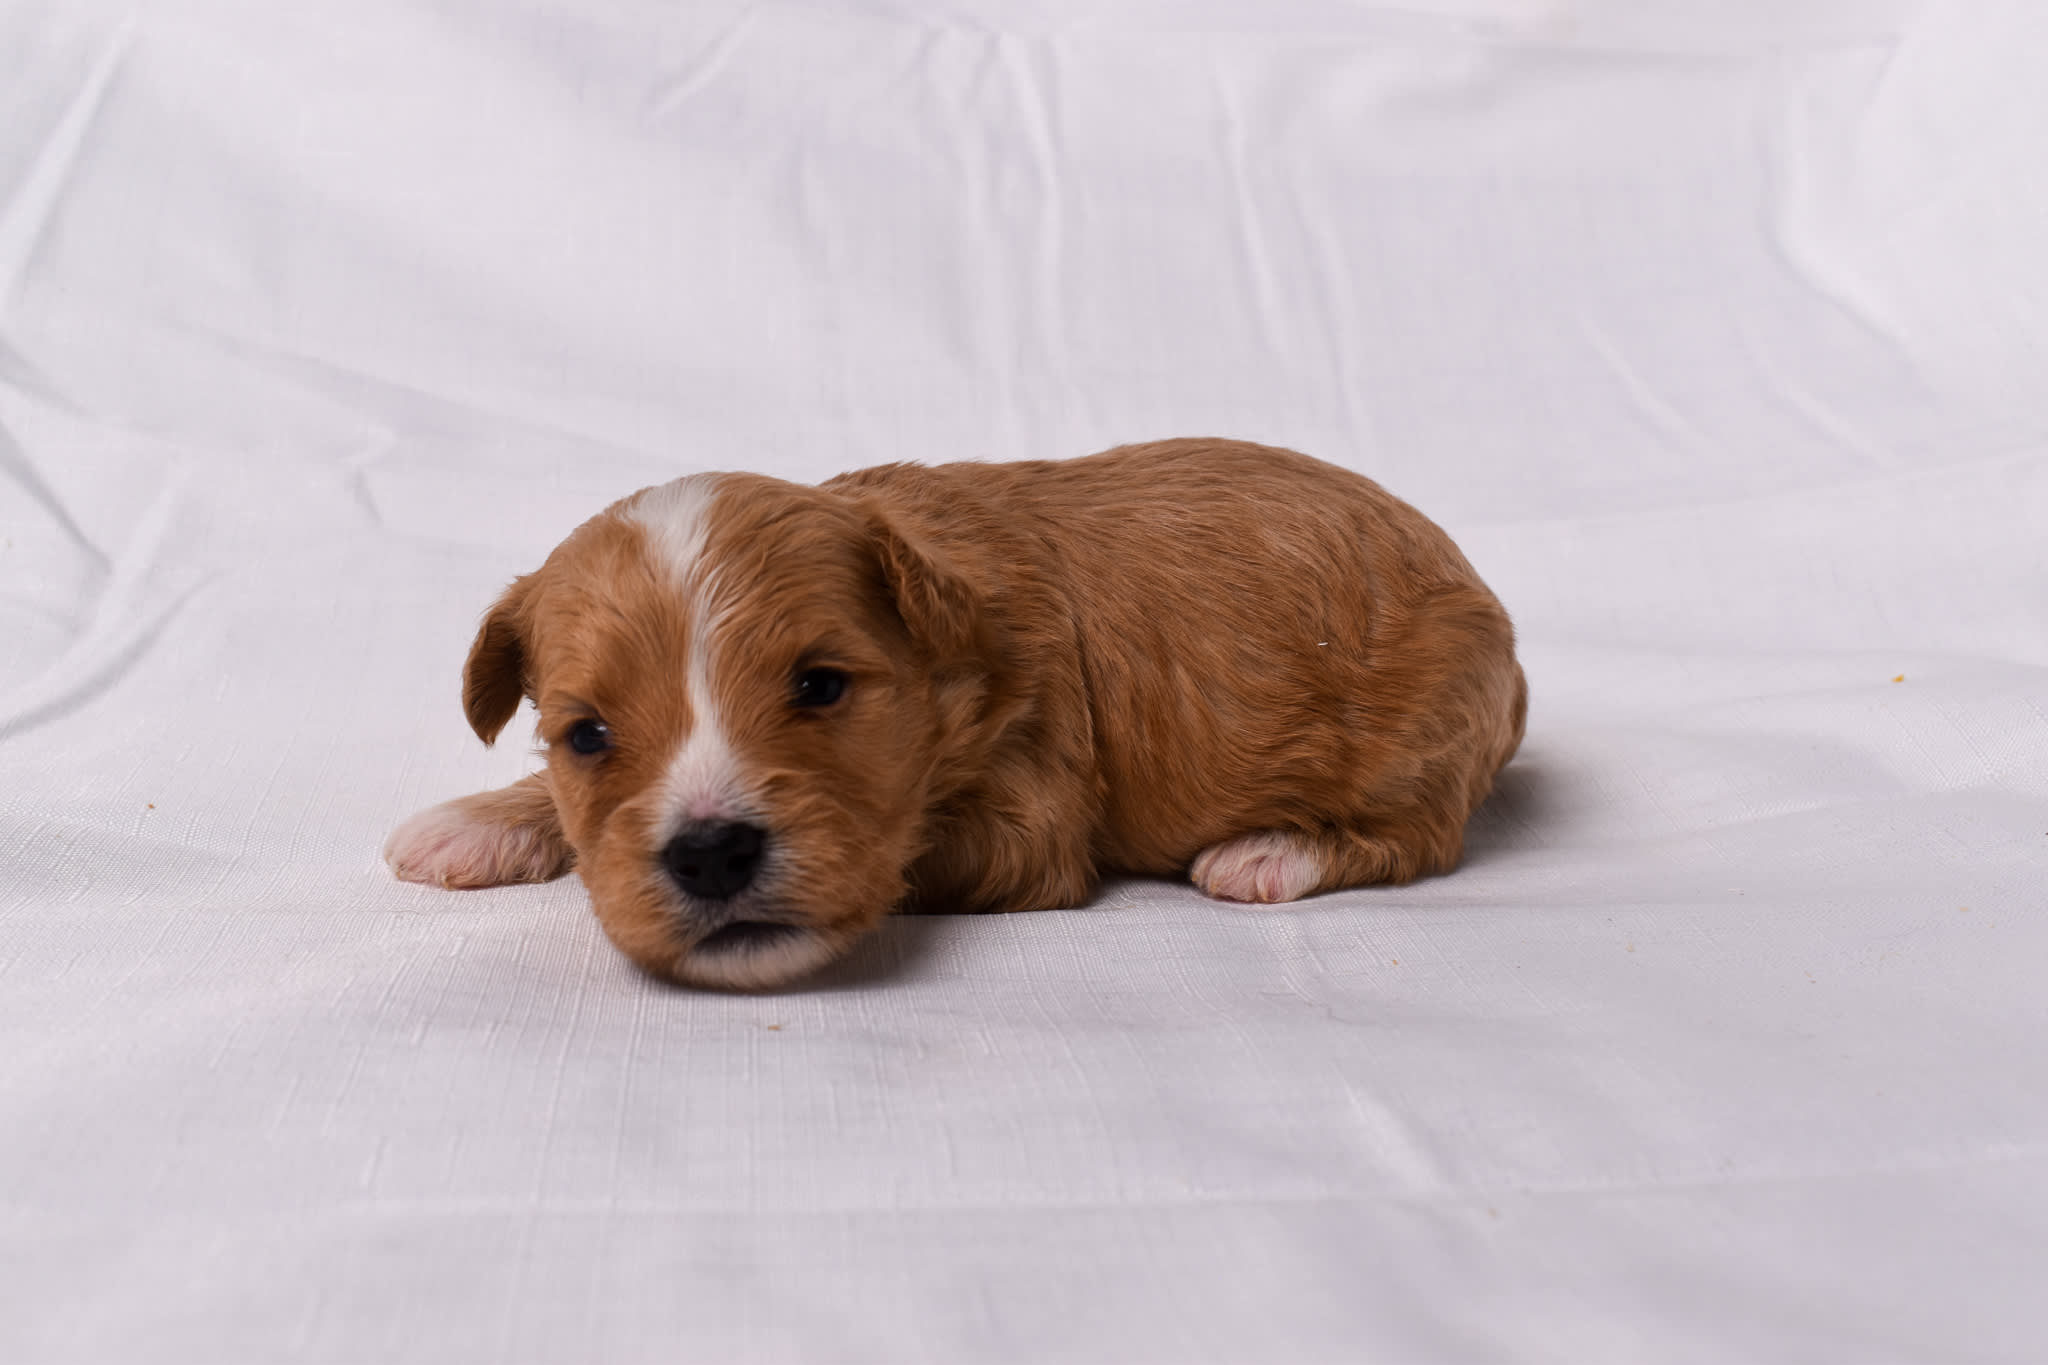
left=694, top=919, right=805, bottom=955
left=669, top=913, right=839, bottom=992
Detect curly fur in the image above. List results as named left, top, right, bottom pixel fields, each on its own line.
left=384, top=439, right=1526, bottom=989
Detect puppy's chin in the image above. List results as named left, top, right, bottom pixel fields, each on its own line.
left=581, top=875, right=877, bottom=991
left=662, top=920, right=850, bottom=991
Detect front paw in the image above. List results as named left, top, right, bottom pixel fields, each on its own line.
left=383, top=796, right=571, bottom=888
left=1190, top=831, right=1323, bottom=904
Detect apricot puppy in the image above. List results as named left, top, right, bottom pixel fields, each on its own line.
left=385, top=439, right=1526, bottom=989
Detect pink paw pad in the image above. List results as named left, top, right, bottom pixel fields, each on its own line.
left=1190, top=831, right=1324, bottom=904
left=383, top=801, right=562, bottom=889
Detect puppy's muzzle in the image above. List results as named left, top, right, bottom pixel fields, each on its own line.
left=662, top=821, right=766, bottom=901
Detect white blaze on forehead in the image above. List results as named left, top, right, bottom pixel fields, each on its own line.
left=623, top=475, right=751, bottom=828
left=624, top=473, right=722, bottom=584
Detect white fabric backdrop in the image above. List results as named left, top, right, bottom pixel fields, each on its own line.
left=3, top=2, right=2045, bottom=1361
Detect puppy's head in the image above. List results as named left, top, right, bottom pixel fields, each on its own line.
left=465, top=472, right=982, bottom=989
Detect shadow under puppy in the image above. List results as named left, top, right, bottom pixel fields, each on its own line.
left=385, top=438, right=1527, bottom=990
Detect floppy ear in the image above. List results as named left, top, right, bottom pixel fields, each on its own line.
left=863, top=507, right=979, bottom=658
left=462, top=575, right=536, bottom=745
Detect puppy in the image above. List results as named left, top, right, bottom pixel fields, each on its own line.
left=384, top=439, right=1526, bottom=989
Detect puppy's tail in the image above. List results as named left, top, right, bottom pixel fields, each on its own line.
left=1496, top=663, right=1529, bottom=778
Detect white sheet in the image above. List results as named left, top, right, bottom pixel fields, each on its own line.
left=4, top=2, right=2045, bottom=1360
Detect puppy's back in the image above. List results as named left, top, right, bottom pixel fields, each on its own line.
left=835, top=439, right=1524, bottom=878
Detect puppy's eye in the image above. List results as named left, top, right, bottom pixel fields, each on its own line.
left=565, top=719, right=612, bottom=755
left=791, top=667, right=849, bottom=708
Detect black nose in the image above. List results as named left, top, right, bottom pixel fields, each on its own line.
left=661, top=822, right=766, bottom=901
